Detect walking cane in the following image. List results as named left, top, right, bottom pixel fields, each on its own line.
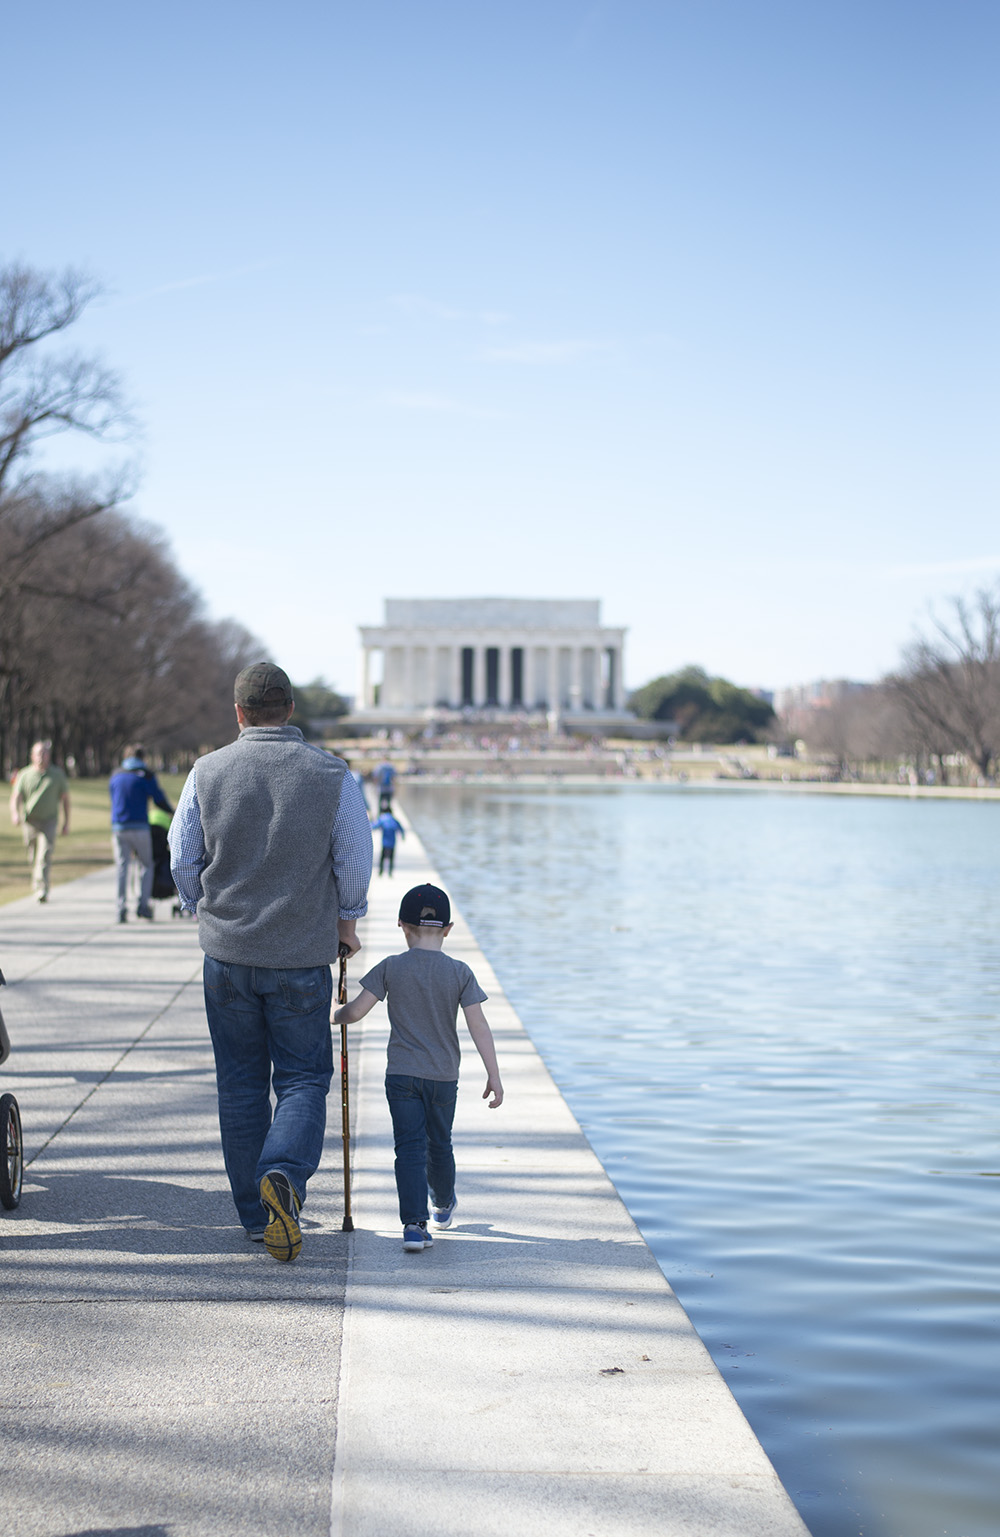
left=337, top=941, right=354, bottom=1232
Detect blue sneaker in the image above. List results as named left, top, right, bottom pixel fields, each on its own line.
left=403, top=1222, right=433, bottom=1251
left=431, top=1196, right=457, bottom=1229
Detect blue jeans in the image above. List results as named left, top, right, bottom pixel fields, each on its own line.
left=385, top=1074, right=458, bottom=1225
left=203, top=957, right=334, bottom=1231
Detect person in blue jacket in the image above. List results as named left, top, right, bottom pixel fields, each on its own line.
left=110, top=745, right=172, bottom=922
left=372, top=810, right=405, bottom=876
left=375, top=760, right=396, bottom=812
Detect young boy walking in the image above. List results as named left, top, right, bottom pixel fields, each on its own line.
left=371, top=809, right=405, bottom=876
left=334, top=883, right=503, bottom=1251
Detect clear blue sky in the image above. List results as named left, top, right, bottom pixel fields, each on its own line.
left=5, top=1, right=998, bottom=695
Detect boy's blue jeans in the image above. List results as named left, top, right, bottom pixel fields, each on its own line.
left=385, top=1074, right=457, bottom=1225
left=203, top=957, right=333, bottom=1231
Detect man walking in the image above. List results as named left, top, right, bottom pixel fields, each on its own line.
left=9, top=741, right=71, bottom=903
left=110, top=746, right=173, bottom=922
left=169, top=662, right=372, bottom=1261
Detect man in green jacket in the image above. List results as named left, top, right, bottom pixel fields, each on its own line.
left=9, top=741, right=71, bottom=904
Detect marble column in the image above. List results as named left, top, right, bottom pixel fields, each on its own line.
left=581, top=647, right=595, bottom=709
left=547, top=647, right=558, bottom=712
left=608, top=648, right=621, bottom=710
left=499, top=646, right=512, bottom=709
left=449, top=645, right=461, bottom=708
left=399, top=646, right=411, bottom=710
left=384, top=647, right=403, bottom=708
left=533, top=647, right=546, bottom=708
left=569, top=647, right=582, bottom=712
left=433, top=645, right=450, bottom=707
left=474, top=646, right=486, bottom=708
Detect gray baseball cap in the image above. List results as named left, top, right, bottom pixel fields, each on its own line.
left=234, top=662, right=293, bottom=709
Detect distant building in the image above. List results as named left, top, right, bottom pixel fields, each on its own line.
left=355, top=598, right=628, bottom=722
left=774, top=679, right=871, bottom=717
left=774, top=679, right=872, bottom=740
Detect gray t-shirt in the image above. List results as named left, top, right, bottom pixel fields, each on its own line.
left=360, top=948, right=488, bottom=1081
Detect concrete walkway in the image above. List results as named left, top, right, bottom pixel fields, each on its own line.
left=1, top=875, right=348, bottom=1537
left=333, top=820, right=808, bottom=1537
left=1, top=825, right=809, bottom=1537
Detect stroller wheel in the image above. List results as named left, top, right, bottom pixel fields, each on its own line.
left=0, top=1092, right=23, bottom=1209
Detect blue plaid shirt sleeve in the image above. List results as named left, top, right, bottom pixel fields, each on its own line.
left=167, top=766, right=205, bottom=913
left=333, top=769, right=372, bottom=918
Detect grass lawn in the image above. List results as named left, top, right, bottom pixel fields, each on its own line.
left=1, top=774, right=189, bottom=908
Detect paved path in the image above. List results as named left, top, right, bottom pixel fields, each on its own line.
left=1, top=824, right=809, bottom=1537
left=1, top=874, right=348, bottom=1537
left=338, top=818, right=807, bottom=1537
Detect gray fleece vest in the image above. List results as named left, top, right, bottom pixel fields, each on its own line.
left=194, top=725, right=346, bottom=969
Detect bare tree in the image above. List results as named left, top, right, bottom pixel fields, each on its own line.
left=0, top=261, right=133, bottom=771
left=0, top=259, right=267, bottom=776
left=802, top=685, right=903, bottom=777
left=891, top=585, right=1000, bottom=781
left=0, top=262, right=133, bottom=722
left=1, top=504, right=264, bottom=774
left=0, top=263, right=127, bottom=487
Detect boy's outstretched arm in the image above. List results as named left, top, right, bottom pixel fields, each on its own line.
left=335, top=987, right=379, bottom=1026
left=462, top=1001, right=503, bottom=1107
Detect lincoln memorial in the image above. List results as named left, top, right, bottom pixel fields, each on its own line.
left=356, top=598, right=627, bottom=719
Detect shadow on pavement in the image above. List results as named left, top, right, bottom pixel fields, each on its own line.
left=2, top=1169, right=350, bottom=1303
left=54, top=1528, right=171, bottom=1537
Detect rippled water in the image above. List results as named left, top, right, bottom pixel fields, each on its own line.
left=403, top=783, right=1000, bottom=1537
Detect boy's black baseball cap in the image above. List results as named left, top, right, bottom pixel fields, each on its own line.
left=399, top=883, right=451, bottom=927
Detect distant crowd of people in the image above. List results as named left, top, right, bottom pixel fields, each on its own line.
left=7, top=739, right=408, bottom=912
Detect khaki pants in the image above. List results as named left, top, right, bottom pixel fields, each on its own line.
left=23, top=817, right=58, bottom=898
